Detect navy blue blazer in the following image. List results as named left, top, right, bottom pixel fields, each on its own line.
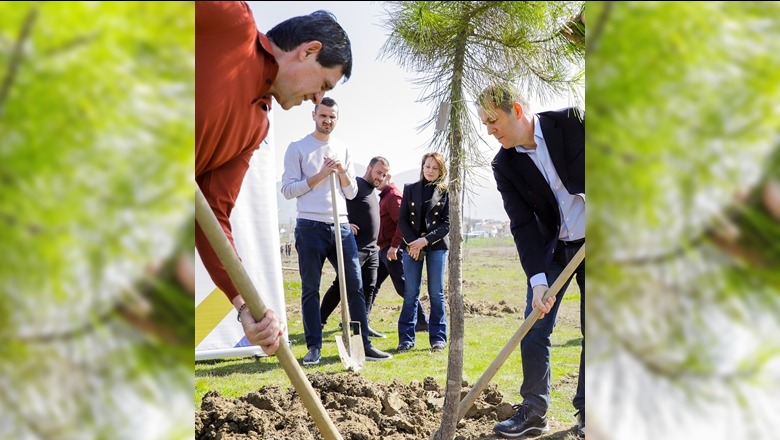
left=492, top=108, right=584, bottom=279
left=398, top=181, right=450, bottom=252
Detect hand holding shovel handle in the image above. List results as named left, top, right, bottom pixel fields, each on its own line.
left=195, top=184, right=343, bottom=440
left=456, top=244, right=585, bottom=422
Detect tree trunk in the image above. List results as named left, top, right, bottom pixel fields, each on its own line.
left=434, top=26, right=468, bottom=440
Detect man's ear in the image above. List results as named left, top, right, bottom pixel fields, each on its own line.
left=298, top=40, right=322, bottom=61
left=513, top=102, right=524, bottom=120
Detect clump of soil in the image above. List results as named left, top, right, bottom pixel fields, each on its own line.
left=196, top=372, right=518, bottom=440
left=462, top=298, right=520, bottom=317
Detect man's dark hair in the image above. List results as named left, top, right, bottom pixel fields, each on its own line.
left=319, top=97, right=337, bottom=108
left=369, top=156, right=389, bottom=168
left=314, top=96, right=337, bottom=113
left=267, top=10, right=352, bottom=81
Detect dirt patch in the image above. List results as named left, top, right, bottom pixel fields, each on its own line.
left=196, top=372, right=574, bottom=440
left=462, top=298, right=520, bottom=317
left=228, top=246, right=579, bottom=440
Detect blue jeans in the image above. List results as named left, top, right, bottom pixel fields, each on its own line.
left=398, top=249, right=448, bottom=347
left=377, top=247, right=428, bottom=326
left=294, top=219, right=370, bottom=350
left=521, top=239, right=585, bottom=415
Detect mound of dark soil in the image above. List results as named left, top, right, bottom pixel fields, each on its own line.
left=195, top=372, right=518, bottom=440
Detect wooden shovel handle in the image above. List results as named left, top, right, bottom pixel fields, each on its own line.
left=456, top=244, right=585, bottom=421
left=195, top=184, right=343, bottom=440
left=330, top=172, right=353, bottom=351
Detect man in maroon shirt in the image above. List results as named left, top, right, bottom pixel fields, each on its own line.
left=196, top=1, right=353, bottom=355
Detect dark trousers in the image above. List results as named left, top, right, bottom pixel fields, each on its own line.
left=377, top=246, right=428, bottom=328
left=520, top=239, right=585, bottom=415
left=295, top=219, right=370, bottom=350
left=321, top=247, right=379, bottom=324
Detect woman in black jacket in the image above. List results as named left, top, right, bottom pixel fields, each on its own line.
left=396, top=152, right=450, bottom=352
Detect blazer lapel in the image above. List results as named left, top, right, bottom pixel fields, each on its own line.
left=414, top=182, right=424, bottom=227
left=539, top=114, right=569, bottom=185
left=509, top=147, right=558, bottom=212
left=510, top=149, right=546, bottom=191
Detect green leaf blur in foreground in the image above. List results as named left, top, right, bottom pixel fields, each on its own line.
left=0, top=2, right=194, bottom=439
left=588, top=2, right=780, bottom=440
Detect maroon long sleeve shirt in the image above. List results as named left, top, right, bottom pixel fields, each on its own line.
left=195, top=1, right=278, bottom=302
left=377, top=183, right=404, bottom=250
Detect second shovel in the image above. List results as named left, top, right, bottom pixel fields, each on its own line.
left=329, top=171, right=365, bottom=371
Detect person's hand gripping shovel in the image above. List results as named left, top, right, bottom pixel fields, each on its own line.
left=329, top=171, right=366, bottom=371
left=195, top=184, right=344, bottom=440
left=442, top=244, right=585, bottom=433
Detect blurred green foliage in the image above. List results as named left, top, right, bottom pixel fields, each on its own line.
left=0, top=1, right=194, bottom=439
left=587, top=2, right=780, bottom=439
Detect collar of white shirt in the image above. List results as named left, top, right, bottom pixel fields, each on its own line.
left=514, top=115, right=543, bottom=153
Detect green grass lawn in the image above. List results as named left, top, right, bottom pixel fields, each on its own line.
left=195, top=239, right=582, bottom=434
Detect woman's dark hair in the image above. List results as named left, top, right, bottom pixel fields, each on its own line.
left=267, top=10, right=352, bottom=80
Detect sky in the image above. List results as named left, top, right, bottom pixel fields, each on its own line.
left=249, top=1, right=580, bottom=221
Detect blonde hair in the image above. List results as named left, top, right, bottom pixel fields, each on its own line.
left=477, top=82, right=530, bottom=117
left=419, top=152, right=447, bottom=191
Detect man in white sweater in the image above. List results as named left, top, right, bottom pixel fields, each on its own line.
left=281, top=97, right=392, bottom=365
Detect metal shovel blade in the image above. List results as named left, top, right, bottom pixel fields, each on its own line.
left=335, top=322, right=365, bottom=371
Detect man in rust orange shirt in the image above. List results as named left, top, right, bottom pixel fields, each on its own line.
left=195, top=1, right=353, bottom=355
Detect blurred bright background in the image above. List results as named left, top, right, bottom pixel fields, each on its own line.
left=0, top=2, right=194, bottom=439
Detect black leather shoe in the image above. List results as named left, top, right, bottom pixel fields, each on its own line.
left=396, top=343, right=413, bottom=353
left=493, top=404, right=548, bottom=438
left=364, top=345, right=392, bottom=361
left=302, top=347, right=320, bottom=366
left=367, top=326, right=386, bottom=339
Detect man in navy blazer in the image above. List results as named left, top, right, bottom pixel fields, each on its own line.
left=477, top=83, right=585, bottom=440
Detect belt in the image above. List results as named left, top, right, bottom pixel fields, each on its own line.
left=297, top=219, right=336, bottom=226
left=560, top=238, right=585, bottom=246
